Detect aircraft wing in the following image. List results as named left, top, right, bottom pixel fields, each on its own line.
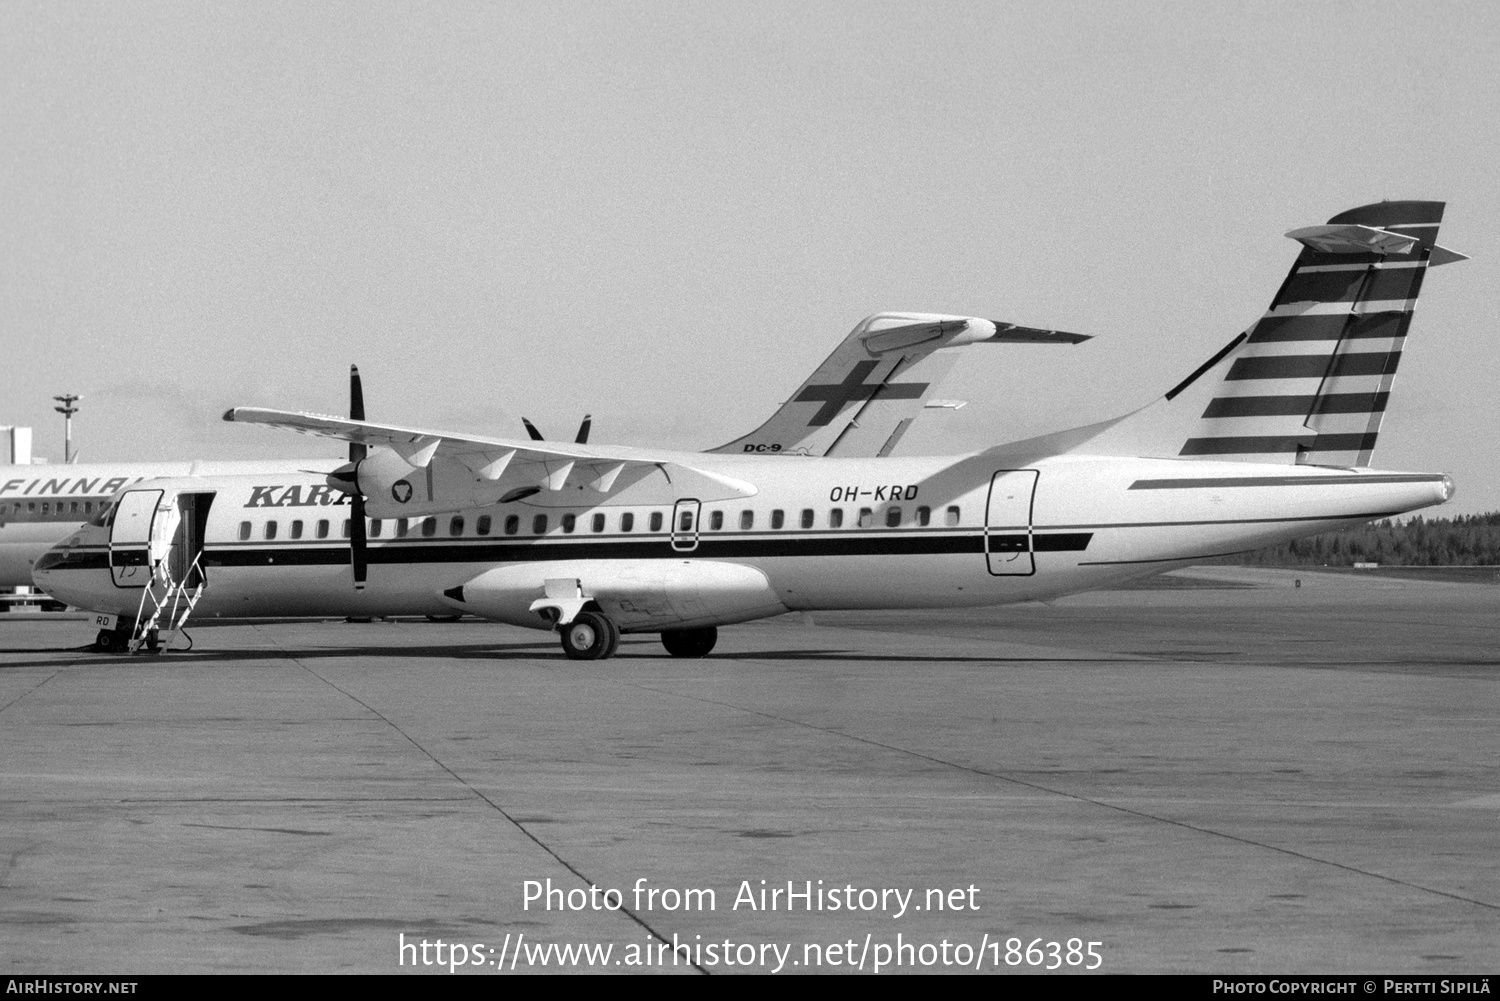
left=227, top=408, right=649, bottom=463
left=223, top=408, right=757, bottom=513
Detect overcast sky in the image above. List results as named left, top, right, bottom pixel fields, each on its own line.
left=3, top=1, right=1497, bottom=514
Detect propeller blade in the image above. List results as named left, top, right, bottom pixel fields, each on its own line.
left=350, top=494, right=368, bottom=590
left=349, top=365, right=367, bottom=463
left=575, top=414, right=592, bottom=444
left=349, top=364, right=368, bottom=588
left=522, top=417, right=545, bottom=441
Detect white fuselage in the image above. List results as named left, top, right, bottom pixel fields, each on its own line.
left=0, top=460, right=340, bottom=587
left=32, top=448, right=1453, bottom=632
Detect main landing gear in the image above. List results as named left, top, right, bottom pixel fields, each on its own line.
left=554, top=615, right=719, bottom=661
left=559, top=610, right=622, bottom=661
left=661, top=626, right=717, bottom=658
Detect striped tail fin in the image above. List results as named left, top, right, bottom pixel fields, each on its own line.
left=1063, top=201, right=1467, bottom=468
left=1179, top=200, right=1464, bottom=466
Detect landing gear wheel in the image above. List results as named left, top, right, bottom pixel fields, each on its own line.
left=602, top=616, right=621, bottom=659
left=95, top=628, right=130, bottom=654
left=560, top=611, right=615, bottom=661
left=661, top=626, right=717, bottom=658
left=144, top=629, right=160, bottom=652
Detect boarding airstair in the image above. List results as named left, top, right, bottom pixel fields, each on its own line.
left=108, top=485, right=214, bottom=653
left=128, top=550, right=206, bottom=652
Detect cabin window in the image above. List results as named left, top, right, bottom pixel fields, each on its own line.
left=316, top=520, right=329, bottom=539
left=621, top=512, right=635, bottom=532
left=477, top=515, right=492, bottom=536
left=885, top=507, right=901, bottom=528
left=27, top=502, right=35, bottom=512
left=342, top=519, right=351, bottom=538
left=369, top=519, right=382, bottom=538
left=290, top=520, right=304, bottom=539
left=41, top=503, right=49, bottom=515
left=397, top=518, right=410, bottom=538
left=649, top=511, right=663, bottom=532
left=829, top=508, right=843, bottom=528
left=800, top=508, right=814, bottom=529
left=70, top=501, right=79, bottom=513
left=449, top=516, right=464, bottom=536
left=739, top=510, right=754, bottom=530
left=84, top=502, right=93, bottom=513
left=591, top=513, right=605, bottom=533
left=917, top=506, right=931, bottom=527
left=770, top=509, right=784, bottom=529
left=945, top=506, right=960, bottom=527
left=504, top=515, right=519, bottom=535
left=239, top=521, right=251, bottom=541
left=858, top=508, right=873, bottom=528
left=678, top=509, right=694, bottom=532
left=264, top=520, right=278, bottom=540
left=533, top=514, right=548, bottom=534
left=419, top=518, right=435, bottom=538
left=710, top=510, right=723, bottom=530
left=562, top=513, right=576, bottom=534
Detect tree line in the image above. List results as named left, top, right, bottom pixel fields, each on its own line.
left=1241, top=511, right=1500, bottom=566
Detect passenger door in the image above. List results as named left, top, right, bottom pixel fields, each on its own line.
left=109, top=489, right=163, bottom=587
left=985, top=470, right=1038, bottom=576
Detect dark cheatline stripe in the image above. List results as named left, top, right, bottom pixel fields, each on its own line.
left=986, top=533, right=1092, bottom=554
left=1202, top=391, right=1388, bottom=418
left=1275, top=265, right=1424, bottom=306
left=1226, top=351, right=1399, bottom=381
left=194, top=532, right=1095, bottom=569
left=1129, top=473, right=1445, bottom=490
left=35, top=550, right=111, bottom=571
left=1179, top=432, right=1380, bottom=456
left=1247, top=312, right=1409, bottom=344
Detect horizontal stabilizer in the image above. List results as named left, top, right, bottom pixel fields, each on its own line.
left=988, top=323, right=1092, bottom=344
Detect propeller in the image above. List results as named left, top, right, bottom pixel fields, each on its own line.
left=520, top=414, right=592, bottom=444
left=348, top=365, right=368, bottom=590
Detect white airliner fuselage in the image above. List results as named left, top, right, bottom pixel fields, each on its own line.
left=34, top=453, right=1451, bottom=626
left=29, top=200, right=1466, bottom=659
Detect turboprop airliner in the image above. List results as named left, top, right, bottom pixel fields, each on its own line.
left=5, top=315, right=1072, bottom=590
left=34, top=201, right=1463, bottom=660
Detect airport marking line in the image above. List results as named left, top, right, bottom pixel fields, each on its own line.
left=0, top=671, right=58, bottom=719
left=257, top=635, right=710, bottom=975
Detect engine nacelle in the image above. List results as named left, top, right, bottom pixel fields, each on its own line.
left=437, top=559, right=788, bottom=632
left=334, top=449, right=555, bottom=519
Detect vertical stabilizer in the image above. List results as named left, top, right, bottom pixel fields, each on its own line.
left=711, top=313, right=1089, bottom=456
left=1070, top=201, right=1464, bottom=467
